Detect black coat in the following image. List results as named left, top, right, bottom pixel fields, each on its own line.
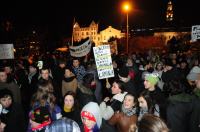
left=76, top=83, right=97, bottom=109
left=0, top=103, right=26, bottom=132
left=167, top=93, right=194, bottom=132
left=189, top=90, right=200, bottom=132
left=61, top=108, right=82, bottom=127
left=149, top=88, right=167, bottom=120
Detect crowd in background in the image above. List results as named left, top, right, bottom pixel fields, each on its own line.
left=0, top=50, right=200, bottom=132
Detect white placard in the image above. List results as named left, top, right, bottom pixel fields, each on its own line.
left=191, top=25, right=200, bottom=42
left=0, top=44, right=14, bottom=59
left=93, top=45, right=114, bottom=79
left=70, top=39, right=91, bottom=57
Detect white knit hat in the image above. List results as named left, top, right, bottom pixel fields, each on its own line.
left=187, top=66, right=200, bottom=81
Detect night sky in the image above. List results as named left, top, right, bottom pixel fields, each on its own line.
left=0, top=0, right=200, bottom=37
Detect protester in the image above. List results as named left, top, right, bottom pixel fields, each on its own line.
left=108, top=93, right=138, bottom=132
left=0, top=68, right=21, bottom=104
left=166, top=79, right=194, bottom=132
left=100, top=79, right=128, bottom=120
left=81, top=102, right=115, bottom=132
left=136, top=114, right=169, bottom=132
left=0, top=89, right=26, bottom=132
left=62, top=66, right=78, bottom=96
left=143, top=73, right=167, bottom=120
left=190, top=73, right=200, bottom=132
left=71, top=58, right=86, bottom=83
left=118, top=67, right=137, bottom=95
left=61, top=91, right=82, bottom=126
left=76, top=73, right=97, bottom=109
left=138, top=90, right=160, bottom=121
left=29, top=106, right=52, bottom=132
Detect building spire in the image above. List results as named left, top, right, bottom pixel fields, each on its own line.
left=166, top=0, right=173, bottom=22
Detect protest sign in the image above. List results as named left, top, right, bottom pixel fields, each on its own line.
left=70, top=39, right=91, bottom=57
left=191, top=25, right=200, bottom=42
left=93, top=45, right=114, bottom=79
left=0, top=44, right=14, bottom=59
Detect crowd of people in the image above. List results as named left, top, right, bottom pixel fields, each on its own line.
left=0, top=50, right=200, bottom=132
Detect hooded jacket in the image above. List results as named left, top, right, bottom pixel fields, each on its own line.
left=81, top=102, right=102, bottom=129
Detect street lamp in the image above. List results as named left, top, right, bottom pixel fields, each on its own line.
left=123, top=2, right=130, bottom=53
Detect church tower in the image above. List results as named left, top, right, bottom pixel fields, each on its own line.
left=166, top=0, right=173, bottom=22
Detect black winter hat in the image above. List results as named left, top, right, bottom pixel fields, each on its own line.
left=0, top=88, right=13, bottom=99
left=165, top=59, right=173, bottom=67
left=118, top=66, right=129, bottom=78
left=30, top=106, right=51, bottom=124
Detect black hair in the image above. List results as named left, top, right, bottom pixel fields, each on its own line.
left=0, top=88, right=13, bottom=100
left=113, top=79, right=126, bottom=93
left=82, top=73, right=94, bottom=88
left=63, top=91, right=79, bottom=110
left=139, top=90, right=156, bottom=114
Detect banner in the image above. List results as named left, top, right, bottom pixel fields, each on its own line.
left=191, top=25, right=200, bottom=42
left=93, top=45, right=114, bottom=79
left=102, top=40, right=118, bottom=54
left=0, top=44, right=14, bottom=59
left=70, top=39, right=91, bottom=57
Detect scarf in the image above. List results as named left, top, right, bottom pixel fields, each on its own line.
left=32, top=119, right=51, bottom=131
left=63, top=76, right=76, bottom=82
left=121, top=105, right=137, bottom=116
left=64, top=105, right=72, bottom=112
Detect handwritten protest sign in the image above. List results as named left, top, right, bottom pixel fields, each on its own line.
left=93, top=45, right=114, bottom=79
left=70, top=39, right=91, bottom=57
left=0, top=44, right=14, bottom=59
left=191, top=25, right=200, bottom=42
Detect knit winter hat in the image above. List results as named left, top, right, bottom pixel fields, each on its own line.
left=81, top=111, right=96, bottom=122
left=145, top=73, right=159, bottom=85
left=30, top=106, right=52, bottom=131
left=190, top=66, right=200, bottom=73
left=0, top=88, right=13, bottom=99
left=81, top=102, right=102, bottom=128
left=187, top=66, right=200, bottom=81
left=187, top=73, right=200, bottom=81
left=118, top=67, right=129, bottom=78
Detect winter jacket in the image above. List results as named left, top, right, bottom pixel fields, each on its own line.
left=62, top=73, right=78, bottom=96
left=100, top=92, right=127, bottom=120
left=189, top=89, right=200, bottom=132
left=167, top=93, right=195, bottom=132
left=0, top=103, right=26, bottom=132
left=61, top=107, right=82, bottom=127
left=76, top=83, right=97, bottom=109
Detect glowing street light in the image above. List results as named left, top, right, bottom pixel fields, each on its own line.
left=122, top=2, right=131, bottom=53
